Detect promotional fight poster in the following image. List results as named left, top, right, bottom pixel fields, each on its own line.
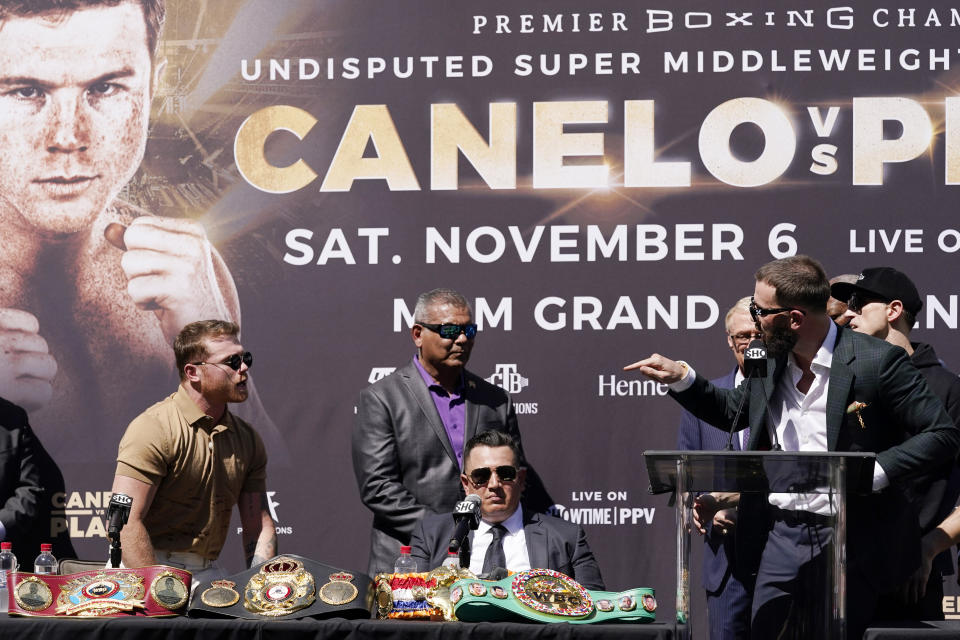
left=2, top=0, right=959, bottom=620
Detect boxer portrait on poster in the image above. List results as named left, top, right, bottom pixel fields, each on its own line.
left=0, top=0, right=283, bottom=465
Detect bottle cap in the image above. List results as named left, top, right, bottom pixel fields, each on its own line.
left=0, top=542, right=10, bottom=550
left=400, top=545, right=411, bottom=553
left=40, top=543, right=52, bottom=552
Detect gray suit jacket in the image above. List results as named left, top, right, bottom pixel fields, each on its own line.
left=408, top=509, right=605, bottom=590
left=352, top=360, right=551, bottom=574
left=671, top=326, right=960, bottom=590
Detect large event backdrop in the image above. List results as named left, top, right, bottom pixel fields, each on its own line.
left=11, top=0, right=960, bottom=623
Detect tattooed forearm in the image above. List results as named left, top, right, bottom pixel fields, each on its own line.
left=239, top=491, right=278, bottom=568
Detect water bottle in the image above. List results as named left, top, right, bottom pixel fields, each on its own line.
left=393, top=545, right=417, bottom=574
left=0, top=542, right=15, bottom=586
left=441, top=551, right=460, bottom=570
left=34, top=543, right=58, bottom=575
left=0, top=542, right=16, bottom=613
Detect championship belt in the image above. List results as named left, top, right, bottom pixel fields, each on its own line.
left=452, top=568, right=657, bottom=624
left=374, top=565, right=474, bottom=621
left=7, top=566, right=191, bottom=617
left=188, top=554, right=371, bottom=620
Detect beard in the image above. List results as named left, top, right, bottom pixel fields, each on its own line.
left=764, top=323, right=798, bottom=357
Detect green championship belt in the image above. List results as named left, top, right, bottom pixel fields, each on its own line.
left=451, top=568, right=656, bottom=624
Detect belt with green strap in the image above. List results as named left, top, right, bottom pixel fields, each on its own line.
left=452, top=568, right=657, bottom=624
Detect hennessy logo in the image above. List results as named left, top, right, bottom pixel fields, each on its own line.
left=486, top=364, right=529, bottom=394
left=368, top=367, right=396, bottom=384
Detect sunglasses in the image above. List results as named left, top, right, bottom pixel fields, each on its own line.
left=467, top=465, right=518, bottom=486
left=846, top=291, right=889, bottom=314
left=749, top=296, right=804, bottom=321
left=191, top=351, right=253, bottom=371
left=419, top=322, right=478, bottom=340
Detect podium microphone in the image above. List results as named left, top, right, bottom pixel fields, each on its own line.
left=743, top=339, right=768, bottom=377
left=448, top=494, right=481, bottom=553
left=727, top=339, right=769, bottom=450
left=107, top=493, right=132, bottom=568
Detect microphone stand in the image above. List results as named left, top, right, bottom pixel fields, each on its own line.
left=726, top=339, right=782, bottom=451
left=106, top=494, right=132, bottom=569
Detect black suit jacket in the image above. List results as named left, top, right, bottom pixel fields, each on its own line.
left=671, top=326, right=960, bottom=590
left=408, top=509, right=605, bottom=590
left=352, top=360, right=551, bottom=574
left=0, top=399, right=43, bottom=557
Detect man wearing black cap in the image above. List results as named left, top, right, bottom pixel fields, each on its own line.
left=833, top=267, right=960, bottom=619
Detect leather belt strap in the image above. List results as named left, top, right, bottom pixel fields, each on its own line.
left=452, top=568, right=657, bottom=624
left=7, top=565, right=192, bottom=617
left=188, top=554, right=372, bottom=620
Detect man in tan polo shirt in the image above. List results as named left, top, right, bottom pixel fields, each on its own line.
left=110, top=320, right=276, bottom=582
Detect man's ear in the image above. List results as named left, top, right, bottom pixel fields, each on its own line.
left=411, top=324, right=423, bottom=348
left=183, top=363, right=201, bottom=382
left=789, top=309, right=805, bottom=329
left=150, top=57, right=167, bottom=99
left=887, top=300, right=905, bottom=323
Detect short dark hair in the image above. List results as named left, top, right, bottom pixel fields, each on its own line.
left=901, top=308, right=916, bottom=331
left=414, top=288, right=471, bottom=323
left=755, top=255, right=830, bottom=313
left=0, top=0, right=165, bottom=57
left=463, top=431, right=521, bottom=469
left=174, top=320, right=239, bottom=381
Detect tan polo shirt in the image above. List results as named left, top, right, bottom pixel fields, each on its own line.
left=115, top=386, right=267, bottom=560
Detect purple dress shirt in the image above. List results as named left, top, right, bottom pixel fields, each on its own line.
left=413, top=356, right=467, bottom=468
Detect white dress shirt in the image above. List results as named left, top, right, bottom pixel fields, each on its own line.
left=468, top=507, right=530, bottom=575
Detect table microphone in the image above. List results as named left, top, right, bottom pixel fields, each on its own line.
left=107, top=493, right=132, bottom=568
left=448, top=494, right=481, bottom=553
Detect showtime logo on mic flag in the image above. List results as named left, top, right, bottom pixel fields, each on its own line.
left=745, top=346, right=766, bottom=360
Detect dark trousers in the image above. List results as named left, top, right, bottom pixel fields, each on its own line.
left=751, top=514, right=879, bottom=640
left=707, top=570, right=753, bottom=640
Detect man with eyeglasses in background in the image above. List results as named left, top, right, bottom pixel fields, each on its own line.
left=408, top=430, right=604, bottom=588
left=676, top=297, right=762, bottom=640
left=352, top=288, right=551, bottom=575
left=625, top=255, right=959, bottom=639
left=833, top=267, right=960, bottom=621
left=110, top=320, right=276, bottom=584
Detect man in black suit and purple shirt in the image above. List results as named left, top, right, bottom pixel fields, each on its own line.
left=352, top=288, right=551, bottom=575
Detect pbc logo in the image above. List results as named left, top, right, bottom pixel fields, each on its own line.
left=368, top=367, right=396, bottom=384
left=487, top=364, right=529, bottom=394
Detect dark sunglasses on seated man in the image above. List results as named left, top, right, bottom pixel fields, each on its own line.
left=419, top=322, right=478, bottom=340
left=467, top=465, right=518, bottom=487
left=191, top=351, right=253, bottom=371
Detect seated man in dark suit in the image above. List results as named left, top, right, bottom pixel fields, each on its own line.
left=409, top=431, right=604, bottom=589
left=0, top=395, right=76, bottom=568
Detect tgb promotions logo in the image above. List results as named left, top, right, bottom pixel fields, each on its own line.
left=487, top=364, right=538, bottom=415
left=237, top=491, right=293, bottom=536
left=487, top=364, right=529, bottom=394
left=368, top=367, right=396, bottom=384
